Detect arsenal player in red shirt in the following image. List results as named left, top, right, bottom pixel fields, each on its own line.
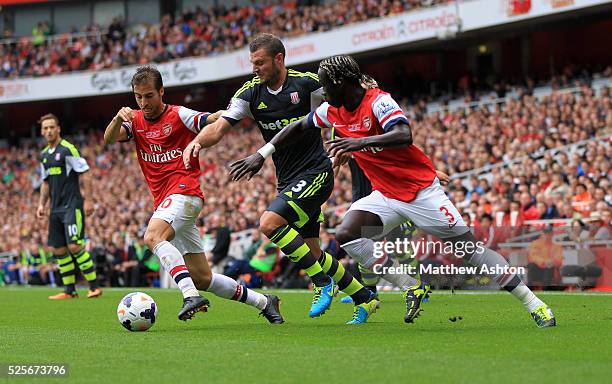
left=104, top=66, right=283, bottom=324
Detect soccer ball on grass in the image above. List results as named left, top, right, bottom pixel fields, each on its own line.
left=117, top=292, right=158, bottom=332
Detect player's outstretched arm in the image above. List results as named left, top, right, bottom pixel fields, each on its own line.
left=104, top=107, right=133, bottom=144
left=326, top=122, right=412, bottom=158
left=228, top=117, right=310, bottom=181
left=183, top=117, right=233, bottom=169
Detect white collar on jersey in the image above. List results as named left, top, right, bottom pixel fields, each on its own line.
left=266, top=85, right=283, bottom=95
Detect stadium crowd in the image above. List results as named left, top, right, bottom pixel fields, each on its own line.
left=1, top=74, right=610, bottom=287
left=0, top=0, right=454, bottom=79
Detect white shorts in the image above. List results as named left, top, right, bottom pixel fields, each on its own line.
left=348, top=178, right=469, bottom=239
left=151, top=194, right=205, bottom=255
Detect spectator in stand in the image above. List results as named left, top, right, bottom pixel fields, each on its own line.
left=560, top=219, right=603, bottom=288
left=208, top=214, right=231, bottom=267
left=593, top=209, right=611, bottom=240
left=474, top=214, right=506, bottom=250
left=109, top=238, right=139, bottom=287
left=572, top=183, right=592, bottom=218
left=527, top=226, right=564, bottom=289
left=520, top=192, right=540, bottom=221
left=225, top=233, right=279, bottom=289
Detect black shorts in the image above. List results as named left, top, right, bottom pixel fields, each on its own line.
left=48, top=205, right=86, bottom=248
left=268, top=167, right=334, bottom=239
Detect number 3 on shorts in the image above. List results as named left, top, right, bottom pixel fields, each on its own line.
left=292, top=180, right=307, bottom=193
left=439, top=206, right=456, bottom=227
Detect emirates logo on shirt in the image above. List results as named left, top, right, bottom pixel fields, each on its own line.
left=139, top=148, right=183, bottom=163
left=140, top=144, right=183, bottom=163
left=162, top=123, right=173, bottom=136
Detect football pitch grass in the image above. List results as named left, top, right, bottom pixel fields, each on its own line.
left=1, top=287, right=611, bottom=384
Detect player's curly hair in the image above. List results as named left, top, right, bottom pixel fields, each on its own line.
left=319, top=55, right=378, bottom=89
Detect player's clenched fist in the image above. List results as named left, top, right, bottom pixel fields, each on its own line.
left=36, top=204, right=47, bottom=219
left=183, top=141, right=201, bottom=169
left=115, top=107, right=134, bottom=123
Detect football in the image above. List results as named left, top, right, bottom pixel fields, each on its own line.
left=117, top=292, right=158, bottom=332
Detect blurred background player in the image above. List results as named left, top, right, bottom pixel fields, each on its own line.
left=185, top=33, right=378, bottom=324
left=103, top=66, right=283, bottom=323
left=37, top=113, right=101, bottom=299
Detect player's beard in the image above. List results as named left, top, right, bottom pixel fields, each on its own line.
left=263, top=65, right=282, bottom=86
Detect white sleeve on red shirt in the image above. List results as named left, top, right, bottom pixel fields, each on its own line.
left=371, top=93, right=409, bottom=131
left=308, top=102, right=331, bottom=129
left=178, top=106, right=211, bottom=134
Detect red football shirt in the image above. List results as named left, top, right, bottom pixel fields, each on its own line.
left=311, top=88, right=436, bottom=203
left=122, top=104, right=209, bottom=209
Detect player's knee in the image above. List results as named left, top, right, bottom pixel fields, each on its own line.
left=335, top=224, right=360, bottom=245
left=143, top=232, right=163, bottom=250
left=259, top=212, right=285, bottom=237
left=67, top=244, right=82, bottom=255
left=52, top=247, right=67, bottom=256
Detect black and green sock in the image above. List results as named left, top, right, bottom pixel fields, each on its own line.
left=358, top=263, right=379, bottom=295
left=56, top=254, right=76, bottom=294
left=269, top=225, right=329, bottom=287
left=319, top=252, right=371, bottom=305
left=71, top=248, right=98, bottom=290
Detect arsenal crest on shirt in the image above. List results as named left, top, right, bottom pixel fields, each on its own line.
left=290, top=92, right=300, bottom=104
left=162, top=123, right=172, bottom=136
left=362, top=116, right=371, bottom=130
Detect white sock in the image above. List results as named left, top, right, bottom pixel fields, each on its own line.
left=342, top=238, right=379, bottom=268
left=510, top=283, right=545, bottom=312
left=343, top=238, right=418, bottom=289
left=468, top=247, right=545, bottom=312
left=208, top=273, right=268, bottom=310
left=468, top=247, right=518, bottom=287
left=378, top=257, right=420, bottom=289
left=153, top=241, right=199, bottom=299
